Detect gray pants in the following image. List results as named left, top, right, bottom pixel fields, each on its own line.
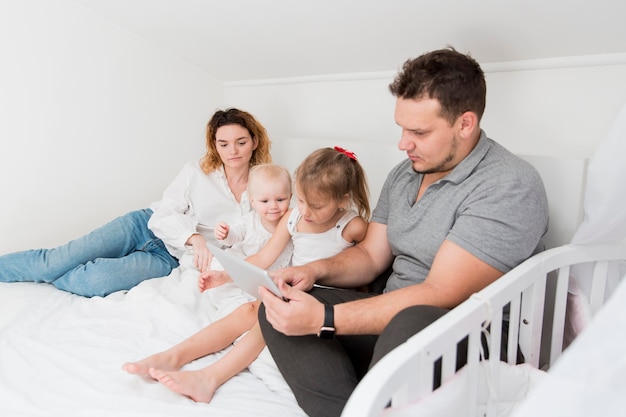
left=258, top=287, right=450, bottom=417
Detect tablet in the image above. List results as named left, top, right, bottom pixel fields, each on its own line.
left=207, top=243, right=285, bottom=300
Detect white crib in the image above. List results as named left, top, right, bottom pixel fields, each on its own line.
left=342, top=241, right=626, bottom=417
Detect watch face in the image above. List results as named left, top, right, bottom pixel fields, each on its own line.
left=319, top=327, right=335, bottom=339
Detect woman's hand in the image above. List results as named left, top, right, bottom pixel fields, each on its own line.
left=185, top=233, right=212, bottom=273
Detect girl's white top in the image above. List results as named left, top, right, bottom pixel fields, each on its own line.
left=148, top=161, right=250, bottom=259
left=287, top=206, right=359, bottom=266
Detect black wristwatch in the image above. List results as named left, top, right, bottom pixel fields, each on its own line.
left=317, top=304, right=335, bottom=339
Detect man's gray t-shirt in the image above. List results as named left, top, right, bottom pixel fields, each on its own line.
left=371, top=132, right=549, bottom=292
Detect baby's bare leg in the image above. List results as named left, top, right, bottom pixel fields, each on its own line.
left=150, top=321, right=266, bottom=402
left=123, top=301, right=260, bottom=377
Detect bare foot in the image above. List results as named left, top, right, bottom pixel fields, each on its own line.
left=149, top=367, right=219, bottom=403
left=198, top=270, right=233, bottom=292
left=122, top=351, right=180, bottom=378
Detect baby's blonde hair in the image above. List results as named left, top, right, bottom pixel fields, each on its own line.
left=295, top=147, right=370, bottom=220
left=248, top=164, right=292, bottom=197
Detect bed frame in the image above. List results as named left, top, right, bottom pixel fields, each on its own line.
left=342, top=242, right=626, bottom=417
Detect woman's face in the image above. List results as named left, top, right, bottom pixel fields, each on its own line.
left=214, top=124, right=258, bottom=171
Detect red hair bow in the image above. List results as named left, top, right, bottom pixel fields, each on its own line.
left=334, top=146, right=358, bottom=161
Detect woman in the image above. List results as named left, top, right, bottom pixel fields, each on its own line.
left=0, top=108, right=272, bottom=297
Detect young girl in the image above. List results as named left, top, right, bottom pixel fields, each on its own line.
left=124, top=146, right=371, bottom=404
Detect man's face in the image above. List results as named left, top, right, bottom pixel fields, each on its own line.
left=394, top=97, right=461, bottom=175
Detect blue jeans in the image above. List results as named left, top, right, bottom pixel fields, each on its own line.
left=0, top=209, right=179, bottom=297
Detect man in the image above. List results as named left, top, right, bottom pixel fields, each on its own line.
left=258, top=47, right=549, bottom=417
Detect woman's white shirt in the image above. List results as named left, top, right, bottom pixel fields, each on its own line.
left=148, top=161, right=250, bottom=259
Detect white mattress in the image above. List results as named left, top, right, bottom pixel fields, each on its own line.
left=0, top=267, right=306, bottom=417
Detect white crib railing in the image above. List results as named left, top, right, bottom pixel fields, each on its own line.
left=342, top=242, right=626, bottom=417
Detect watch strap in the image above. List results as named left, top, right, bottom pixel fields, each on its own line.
left=318, top=303, right=335, bottom=339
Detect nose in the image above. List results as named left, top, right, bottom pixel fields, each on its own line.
left=398, top=131, right=413, bottom=151
left=298, top=203, right=310, bottom=217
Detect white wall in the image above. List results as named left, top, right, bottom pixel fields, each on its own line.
left=225, top=58, right=626, bottom=160
left=483, top=60, right=626, bottom=158
left=0, top=0, right=224, bottom=253
left=2, top=1, right=624, bottom=254
left=225, top=57, right=626, bottom=246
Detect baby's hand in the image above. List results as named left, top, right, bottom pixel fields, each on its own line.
left=214, top=222, right=230, bottom=241
left=197, top=269, right=233, bottom=292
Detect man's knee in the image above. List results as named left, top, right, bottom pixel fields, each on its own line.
left=386, top=305, right=449, bottom=338
left=258, top=303, right=273, bottom=337
left=371, top=305, right=449, bottom=367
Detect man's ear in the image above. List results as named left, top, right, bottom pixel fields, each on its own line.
left=458, top=111, right=479, bottom=139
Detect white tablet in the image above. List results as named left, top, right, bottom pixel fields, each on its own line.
left=207, top=243, right=285, bottom=300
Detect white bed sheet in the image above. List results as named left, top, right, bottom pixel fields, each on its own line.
left=0, top=267, right=306, bottom=417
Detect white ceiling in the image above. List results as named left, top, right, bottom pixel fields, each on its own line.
left=75, top=0, right=626, bottom=82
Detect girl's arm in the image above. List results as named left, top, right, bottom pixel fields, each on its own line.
left=246, top=210, right=293, bottom=269
left=342, top=216, right=369, bottom=245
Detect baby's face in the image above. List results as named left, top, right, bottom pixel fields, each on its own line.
left=250, top=181, right=291, bottom=223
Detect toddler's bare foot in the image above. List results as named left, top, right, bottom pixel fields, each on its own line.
left=198, top=270, right=233, bottom=292
left=149, top=367, right=219, bottom=403
left=122, top=352, right=180, bottom=378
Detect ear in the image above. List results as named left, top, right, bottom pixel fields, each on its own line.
left=340, top=193, right=350, bottom=209
left=457, top=111, right=479, bottom=140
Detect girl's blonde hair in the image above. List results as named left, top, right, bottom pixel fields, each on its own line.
left=200, top=108, right=272, bottom=174
left=295, top=147, right=370, bottom=220
left=248, top=164, right=292, bottom=197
